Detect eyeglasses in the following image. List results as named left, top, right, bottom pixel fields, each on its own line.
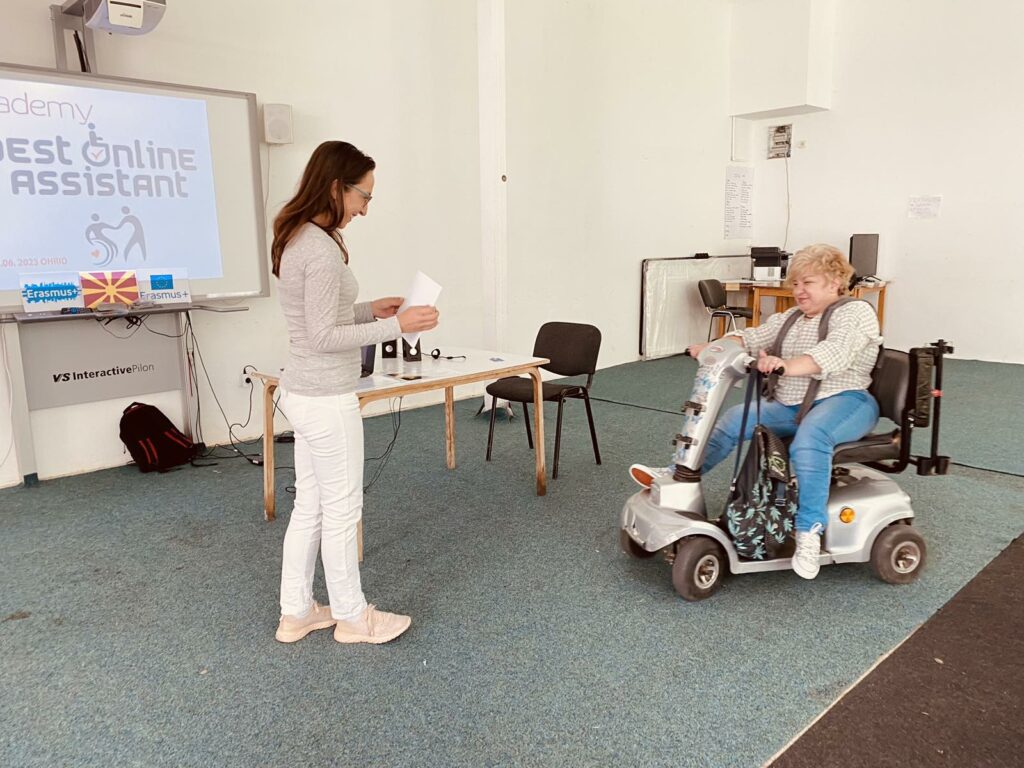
left=345, top=183, right=373, bottom=205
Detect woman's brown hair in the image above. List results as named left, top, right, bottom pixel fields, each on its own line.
left=271, top=141, right=376, bottom=277
left=786, top=243, right=855, bottom=295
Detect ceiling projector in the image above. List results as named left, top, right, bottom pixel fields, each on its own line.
left=83, top=0, right=167, bottom=35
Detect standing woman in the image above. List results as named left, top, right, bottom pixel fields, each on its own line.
left=272, top=141, right=438, bottom=644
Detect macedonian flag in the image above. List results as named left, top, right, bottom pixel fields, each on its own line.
left=80, top=271, right=140, bottom=308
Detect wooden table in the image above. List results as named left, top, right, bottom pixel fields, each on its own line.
left=252, top=348, right=550, bottom=525
left=722, top=280, right=888, bottom=331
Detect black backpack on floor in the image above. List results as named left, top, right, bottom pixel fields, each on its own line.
left=119, top=402, right=196, bottom=473
left=723, top=374, right=799, bottom=560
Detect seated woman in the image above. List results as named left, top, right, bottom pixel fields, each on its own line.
left=632, top=244, right=882, bottom=579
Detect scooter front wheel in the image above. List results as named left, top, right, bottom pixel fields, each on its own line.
left=672, top=537, right=727, bottom=601
left=870, top=525, right=926, bottom=584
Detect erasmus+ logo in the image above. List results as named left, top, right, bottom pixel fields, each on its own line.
left=21, top=282, right=81, bottom=304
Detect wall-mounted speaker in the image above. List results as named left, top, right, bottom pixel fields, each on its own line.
left=261, top=103, right=293, bottom=145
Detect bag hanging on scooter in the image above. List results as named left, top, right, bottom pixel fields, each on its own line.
left=723, top=374, right=799, bottom=560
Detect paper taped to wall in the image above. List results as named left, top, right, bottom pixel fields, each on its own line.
left=908, top=195, right=942, bottom=219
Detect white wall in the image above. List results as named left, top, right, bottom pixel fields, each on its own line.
left=0, top=0, right=482, bottom=487
left=730, top=0, right=836, bottom=118
left=748, top=0, right=1024, bottom=363
left=504, top=0, right=734, bottom=365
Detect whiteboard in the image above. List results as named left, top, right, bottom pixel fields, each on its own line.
left=0, top=62, right=267, bottom=312
left=640, top=256, right=751, bottom=359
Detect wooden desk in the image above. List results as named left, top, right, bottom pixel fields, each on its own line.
left=252, top=348, right=550, bottom=524
left=722, top=280, right=888, bottom=331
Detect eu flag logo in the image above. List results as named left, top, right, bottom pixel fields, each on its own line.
left=150, top=274, right=174, bottom=290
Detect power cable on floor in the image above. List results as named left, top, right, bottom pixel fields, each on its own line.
left=951, top=462, right=1023, bottom=479
left=589, top=396, right=681, bottom=416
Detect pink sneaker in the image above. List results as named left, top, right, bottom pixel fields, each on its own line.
left=333, top=604, right=412, bottom=645
left=275, top=601, right=336, bottom=643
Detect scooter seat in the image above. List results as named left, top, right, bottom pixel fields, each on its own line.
left=833, top=429, right=901, bottom=465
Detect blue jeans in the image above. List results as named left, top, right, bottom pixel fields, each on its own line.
left=701, top=390, right=880, bottom=532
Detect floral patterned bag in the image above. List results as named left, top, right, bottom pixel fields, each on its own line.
left=723, top=375, right=798, bottom=560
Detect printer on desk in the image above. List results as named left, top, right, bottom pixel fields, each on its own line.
left=751, top=246, right=788, bottom=281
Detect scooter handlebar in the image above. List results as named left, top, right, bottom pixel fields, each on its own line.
left=744, top=359, right=786, bottom=375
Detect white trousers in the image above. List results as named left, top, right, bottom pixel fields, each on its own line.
left=278, top=389, right=367, bottom=621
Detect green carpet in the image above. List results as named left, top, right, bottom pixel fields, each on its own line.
left=1, top=358, right=1022, bottom=767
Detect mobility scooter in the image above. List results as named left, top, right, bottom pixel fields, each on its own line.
left=619, top=337, right=952, bottom=601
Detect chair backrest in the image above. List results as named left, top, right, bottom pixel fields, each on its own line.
left=868, top=348, right=910, bottom=422
left=697, top=279, right=726, bottom=310
left=533, top=322, right=602, bottom=378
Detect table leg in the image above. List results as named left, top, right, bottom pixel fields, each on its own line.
left=263, top=382, right=277, bottom=522
left=444, top=386, right=456, bottom=469
left=752, top=288, right=763, bottom=326
left=528, top=367, right=547, bottom=496
left=876, top=286, right=886, bottom=332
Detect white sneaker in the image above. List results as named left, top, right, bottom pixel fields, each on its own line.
left=629, top=463, right=674, bottom=488
left=792, top=524, right=824, bottom=580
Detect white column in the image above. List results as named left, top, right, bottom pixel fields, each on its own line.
left=477, top=0, right=508, bottom=351
left=1, top=322, right=34, bottom=486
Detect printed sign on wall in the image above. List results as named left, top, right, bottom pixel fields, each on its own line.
left=19, top=271, right=85, bottom=313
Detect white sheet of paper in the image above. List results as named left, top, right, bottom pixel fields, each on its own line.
left=397, top=271, right=442, bottom=347
left=908, top=195, right=942, bottom=219
left=724, top=164, right=754, bottom=240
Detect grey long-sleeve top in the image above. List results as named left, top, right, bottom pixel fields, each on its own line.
left=277, top=223, right=401, bottom=396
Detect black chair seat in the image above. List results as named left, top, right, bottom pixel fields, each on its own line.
left=833, top=429, right=901, bottom=465
left=831, top=350, right=912, bottom=467
left=723, top=306, right=754, bottom=319
left=486, top=377, right=583, bottom=403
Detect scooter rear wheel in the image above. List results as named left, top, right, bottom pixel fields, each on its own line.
left=870, top=524, right=926, bottom=584
left=672, top=537, right=727, bottom=601
left=619, top=529, right=657, bottom=559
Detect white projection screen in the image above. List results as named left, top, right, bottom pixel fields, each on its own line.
left=0, top=62, right=268, bottom=312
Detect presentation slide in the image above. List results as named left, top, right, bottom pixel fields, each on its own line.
left=0, top=76, right=222, bottom=291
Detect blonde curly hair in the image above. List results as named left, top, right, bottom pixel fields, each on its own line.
left=785, top=244, right=854, bottom=295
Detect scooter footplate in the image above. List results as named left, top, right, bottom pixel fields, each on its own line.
left=621, top=490, right=707, bottom=553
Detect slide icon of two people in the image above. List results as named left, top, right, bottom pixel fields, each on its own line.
left=86, top=207, right=147, bottom=267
